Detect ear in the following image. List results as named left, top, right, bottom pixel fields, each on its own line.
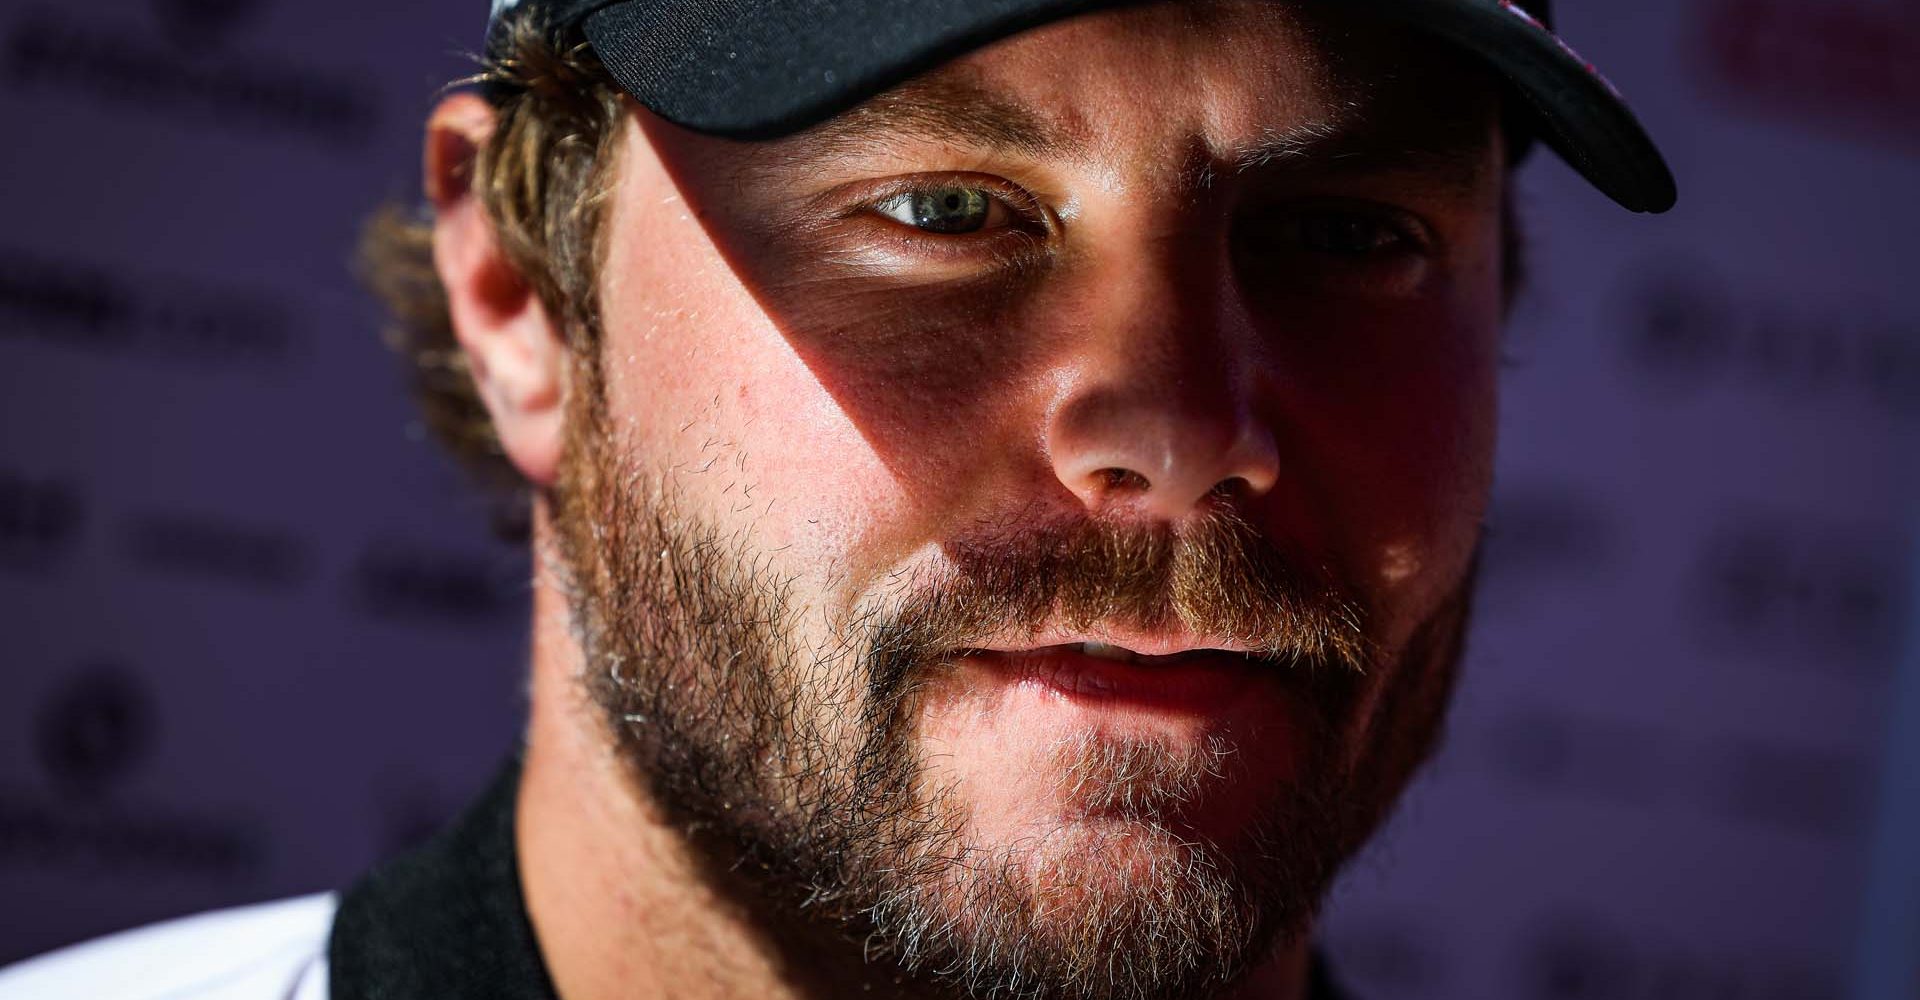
left=427, top=93, right=567, bottom=487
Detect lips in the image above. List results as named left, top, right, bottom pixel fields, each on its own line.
left=955, top=640, right=1272, bottom=716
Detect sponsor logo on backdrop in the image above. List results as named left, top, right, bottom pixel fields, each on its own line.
left=1520, top=913, right=1840, bottom=1000
left=1485, top=708, right=1666, bottom=806
left=1696, top=0, right=1920, bottom=147
left=154, top=0, right=264, bottom=48
left=1481, top=482, right=1617, bottom=594
left=0, top=662, right=265, bottom=878
left=352, top=539, right=521, bottom=626
left=1691, top=515, right=1907, bottom=675
left=0, top=469, right=84, bottom=574
left=1716, top=740, right=1869, bottom=840
left=122, top=511, right=311, bottom=589
left=0, top=249, right=301, bottom=369
left=1483, top=706, right=1870, bottom=840
left=1621, top=262, right=1920, bottom=417
left=35, top=662, right=155, bottom=798
left=2, top=2, right=377, bottom=147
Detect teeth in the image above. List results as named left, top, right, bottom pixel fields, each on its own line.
left=1079, top=642, right=1137, bottom=662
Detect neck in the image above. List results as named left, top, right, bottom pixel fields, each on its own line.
left=513, top=511, right=1315, bottom=1000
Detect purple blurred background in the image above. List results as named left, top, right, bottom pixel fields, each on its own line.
left=1, top=0, right=1915, bottom=996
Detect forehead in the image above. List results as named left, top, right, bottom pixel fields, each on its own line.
left=775, top=0, right=1499, bottom=175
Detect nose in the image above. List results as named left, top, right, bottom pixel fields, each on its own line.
left=1045, top=255, right=1279, bottom=520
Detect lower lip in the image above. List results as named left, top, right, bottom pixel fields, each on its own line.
left=959, top=647, right=1268, bottom=717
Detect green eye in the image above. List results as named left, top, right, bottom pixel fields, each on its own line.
left=875, top=187, right=994, bottom=234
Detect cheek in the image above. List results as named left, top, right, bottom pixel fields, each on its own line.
left=1267, top=277, right=1501, bottom=640
left=744, top=268, right=1057, bottom=506
left=595, top=168, right=1015, bottom=599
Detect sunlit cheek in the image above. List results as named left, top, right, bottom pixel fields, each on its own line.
left=615, top=151, right=1074, bottom=568
left=687, top=249, right=1066, bottom=535
left=595, top=226, right=924, bottom=594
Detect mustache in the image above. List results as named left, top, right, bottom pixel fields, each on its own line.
left=864, top=506, right=1375, bottom=679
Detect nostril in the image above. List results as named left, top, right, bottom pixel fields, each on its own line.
left=1096, top=468, right=1152, bottom=493
left=1210, top=476, right=1253, bottom=501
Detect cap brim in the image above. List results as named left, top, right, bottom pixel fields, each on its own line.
left=581, top=0, right=1676, bottom=213
left=1361, top=0, right=1676, bottom=212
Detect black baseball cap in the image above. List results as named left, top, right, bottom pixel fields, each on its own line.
left=486, top=0, right=1677, bottom=213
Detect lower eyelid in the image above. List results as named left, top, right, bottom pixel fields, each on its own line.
left=841, top=219, right=1052, bottom=273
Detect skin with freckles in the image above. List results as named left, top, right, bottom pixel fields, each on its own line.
left=428, top=2, right=1506, bottom=998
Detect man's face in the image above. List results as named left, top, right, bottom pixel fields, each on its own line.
left=548, top=2, right=1504, bottom=997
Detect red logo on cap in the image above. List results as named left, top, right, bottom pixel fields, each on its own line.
left=1496, top=0, right=1624, bottom=99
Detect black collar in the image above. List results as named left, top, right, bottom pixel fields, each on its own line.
left=329, top=756, right=559, bottom=1000
left=328, top=756, right=1357, bottom=1000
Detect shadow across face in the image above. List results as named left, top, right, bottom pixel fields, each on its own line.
left=556, top=4, right=1505, bottom=996
left=623, top=0, right=1508, bottom=547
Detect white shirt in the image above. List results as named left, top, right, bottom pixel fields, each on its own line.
left=0, top=894, right=336, bottom=1000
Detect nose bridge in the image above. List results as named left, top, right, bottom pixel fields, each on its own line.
left=1045, top=230, right=1279, bottom=519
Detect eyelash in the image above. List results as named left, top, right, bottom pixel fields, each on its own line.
left=1246, top=202, right=1434, bottom=256
left=838, top=176, right=1436, bottom=288
left=851, top=175, right=1051, bottom=245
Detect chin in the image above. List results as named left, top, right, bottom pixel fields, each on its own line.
left=874, top=808, right=1279, bottom=1000
left=871, top=711, right=1327, bottom=1000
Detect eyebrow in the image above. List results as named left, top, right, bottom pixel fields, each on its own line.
left=774, top=74, right=1079, bottom=166
left=771, top=72, right=1498, bottom=196
left=1226, top=114, right=1500, bottom=197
